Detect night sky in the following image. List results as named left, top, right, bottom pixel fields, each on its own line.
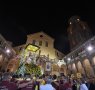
left=0, top=6, right=95, bottom=54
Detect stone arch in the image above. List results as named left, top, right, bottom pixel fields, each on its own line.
left=68, top=64, right=72, bottom=74
left=0, top=54, right=3, bottom=69
left=77, top=61, right=85, bottom=75
left=52, top=64, right=59, bottom=76
left=72, top=63, right=77, bottom=74
left=92, top=56, right=95, bottom=65
left=60, top=64, right=67, bottom=76
left=83, top=59, right=94, bottom=77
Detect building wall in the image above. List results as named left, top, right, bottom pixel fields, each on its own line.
left=14, top=44, right=25, bottom=54
left=6, top=58, right=19, bottom=72
left=0, top=34, right=16, bottom=72
left=65, top=16, right=94, bottom=77
left=66, top=57, right=95, bottom=78
left=26, top=32, right=64, bottom=60
left=13, top=32, right=65, bottom=74
left=64, top=36, right=95, bottom=78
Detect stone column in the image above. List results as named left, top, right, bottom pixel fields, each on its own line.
left=65, top=59, right=69, bottom=75
left=74, top=61, right=79, bottom=73
left=80, top=60, right=88, bottom=78
left=91, top=56, right=95, bottom=73
left=71, top=63, right=73, bottom=74
left=87, top=56, right=95, bottom=76
left=93, top=65, right=95, bottom=75
left=67, top=64, right=71, bottom=76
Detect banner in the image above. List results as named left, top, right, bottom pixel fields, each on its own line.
left=46, top=62, right=51, bottom=71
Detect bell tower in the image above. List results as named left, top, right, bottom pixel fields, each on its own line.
left=67, top=16, right=92, bottom=51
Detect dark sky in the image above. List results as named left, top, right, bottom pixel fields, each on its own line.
left=0, top=6, right=95, bottom=54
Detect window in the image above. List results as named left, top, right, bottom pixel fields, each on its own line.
left=40, top=35, right=43, bottom=38
left=39, top=41, right=42, bottom=46
left=57, top=52, right=59, bottom=57
left=0, top=41, right=3, bottom=46
left=45, top=41, right=48, bottom=47
left=32, top=40, right=36, bottom=45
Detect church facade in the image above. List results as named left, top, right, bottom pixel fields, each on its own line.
left=14, top=31, right=65, bottom=75
left=14, top=31, right=64, bottom=60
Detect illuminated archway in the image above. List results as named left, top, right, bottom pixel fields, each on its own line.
left=83, top=59, right=94, bottom=77
left=92, top=57, right=95, bottom=65
left=52, top=64, right=59, bottom=76
left=68, top=64, right=72, bottom=74
left=72, top=63, right=77, bottom=74
left=77, top=61, right=84, bottom=74
left=60, top=64, right=67, bottom=76
left=0, top=54, right=3, bottom=70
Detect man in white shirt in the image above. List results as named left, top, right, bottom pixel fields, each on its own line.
left=80, top=80, right=88, bottom=90
left=40, top=79, right=56, bottom=90
left=80, top=83, right=88, bottom=90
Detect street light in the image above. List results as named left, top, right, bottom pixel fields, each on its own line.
left=87, top=45, right=93, bottom=51
left=70, top=22, right=72, bottom=24
left=6, top=49, right=11, bottom=53
left=67, top=58, right=71, bottom=61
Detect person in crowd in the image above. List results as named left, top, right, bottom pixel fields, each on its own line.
left=10, top=75, right=17, bottom=83
left=1, top=74, right=12, bottom=82
left=76, top=80, right=80, bottom=90
left=72, top=80, right=77, bottom=90
left=39, top=79, right=46, bottom=90
left=79, top=79, right=88, bottom=90
left=89, top=78, right=95, bottom=90
left=59, top=76, right=64, bottom=84
left=40, top=79, right=56, bottom=90
left=63, top=78, right=72, bottom=90
left=17, top=79, right=33, bottom=89
left=53, top=74, right=57, bottom=81
left=84, top=79, right=90, bottom=89
left=0, top=74, right=17, bottom=90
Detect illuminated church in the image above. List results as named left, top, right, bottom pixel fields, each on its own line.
left=14, top=31, right=64, bottom=60
left=13, top=31, right=65, bottom=75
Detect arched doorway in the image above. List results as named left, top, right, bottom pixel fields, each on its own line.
left=92, top=57, right=95, bottom=76
left=68, top=64, right=72, bottom=74
left=60, top=64, right=67, bottom=76
left=52, top=64, right=59, bottom=76
left=83, top=59, right=94, bottom=77
left=0, top=54, right=3, bottom=70
left=77, top=61, right=85, bottom=77
left=92, top=57, right=95, bottom=65
left=72, top=63, right=77, bottom=74
left=77, top=61, right=84, bottom=74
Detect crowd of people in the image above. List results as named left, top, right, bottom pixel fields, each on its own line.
left=0, top=72, right=95, bottom=90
